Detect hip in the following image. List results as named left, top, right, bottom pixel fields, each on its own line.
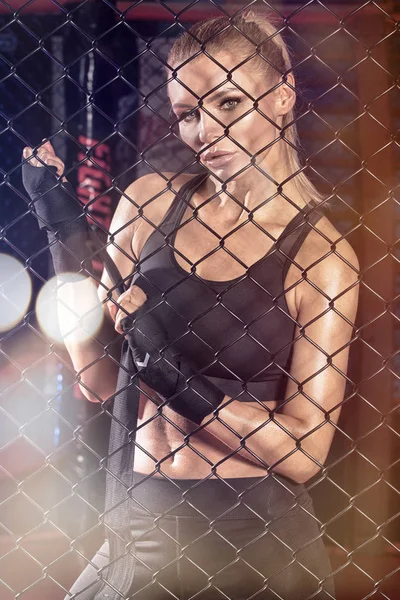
left=101, top=474, right=336, bottom=599
left=126, top=471, right=312, bottom=521
left=112, top=501, right=335, bottom=600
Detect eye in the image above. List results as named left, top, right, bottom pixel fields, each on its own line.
left=220, top=97, right=241, bottom=110
left=180, top=108, right=199, bottom=123
left=178, top=96, right=242, bottom=124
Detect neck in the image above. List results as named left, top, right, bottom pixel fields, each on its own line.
left=203, top=165, right=305, bottom=225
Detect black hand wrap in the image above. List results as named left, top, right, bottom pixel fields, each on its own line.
left=22, top=162, right=84, bottom=230
left=120, top=306, right=226, bottom=425
left=22, top=161, right=100, bottom=280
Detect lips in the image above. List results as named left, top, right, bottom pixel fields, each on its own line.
left=202, top=150, right=232, bottom=162
left=201, top=151, right=236, bottom=168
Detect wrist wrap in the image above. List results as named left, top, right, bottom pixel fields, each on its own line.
left=121, top=305, right=226, bottom=425
left=169, top=358, right=226, bottom=424
left=22, top=162, right=84, bottom=230
left=22, top=160, right=123, bottom=292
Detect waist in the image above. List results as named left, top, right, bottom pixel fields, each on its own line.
left=128, top=471, right=312, bottom=521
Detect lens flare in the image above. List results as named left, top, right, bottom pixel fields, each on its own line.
left=36, top=273, right=104, bottom=344
left=0, top=254, right=32, bottom=332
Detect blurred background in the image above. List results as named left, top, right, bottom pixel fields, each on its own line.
left=0, top=0, right=399, bottom=598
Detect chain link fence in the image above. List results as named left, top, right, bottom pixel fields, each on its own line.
left=0, top=0, right=399, bottom=599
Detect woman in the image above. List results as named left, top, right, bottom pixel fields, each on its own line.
left=23, top=10, right=359, bottom=600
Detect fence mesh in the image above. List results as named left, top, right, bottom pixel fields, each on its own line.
left=0, top=1, right=399, bottom=599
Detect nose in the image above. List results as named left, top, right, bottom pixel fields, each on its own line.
left=198, top=108, right=224, bottom=145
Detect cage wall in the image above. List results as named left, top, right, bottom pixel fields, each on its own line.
left=0, top=1, right=399, bottom=599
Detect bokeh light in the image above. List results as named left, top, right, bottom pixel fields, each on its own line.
left=35, top=273, right=104, bottom=344
left=0, top=253, right=32, bottom=332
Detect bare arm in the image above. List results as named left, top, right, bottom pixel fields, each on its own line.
left=64, top=171, right=179, bottom=402
left=23, top=140, right=145, bottom=402
left=199, top=240, right=360, bottom=483
left=59, top=181, right=140, bottom=402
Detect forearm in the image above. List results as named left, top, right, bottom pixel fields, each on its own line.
left=21, top=152, right=123, bottom=402
left=57, top=277, right=121, bottom=402
left=200, top=398, right=326, bottom=483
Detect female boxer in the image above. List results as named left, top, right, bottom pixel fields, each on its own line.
left=23, top=10, right=359, bottom=600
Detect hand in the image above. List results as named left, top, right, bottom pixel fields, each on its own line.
left=114, top=289, right=181, bottom=398
left=22, top=139, right=85, bottom=231
left=21, top=138, right=123, bottom=288
left=23, top=140, right=66, bottom=180
left=114, top=288, right=226, bottom=425
left=109, top=285, right=148, bottom=334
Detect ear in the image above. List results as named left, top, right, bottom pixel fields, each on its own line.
left=274, top=72, right=296, bottom=116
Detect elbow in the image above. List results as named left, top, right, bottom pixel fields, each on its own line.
left=85, top=393, right=102, bottom=404
left=289, top=425, right=332, bottom=484
left=77, top=379, right=115, bottom=404
left=291, top=453, right=326, bottom=484
left=292, top=465, right=321, bottom=484
left=78, top=382, right=102, bottom=403
left=75, top=363, right=118, bottom=403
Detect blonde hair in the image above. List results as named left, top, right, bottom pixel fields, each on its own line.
left=166, top=9, right=327, bottom=207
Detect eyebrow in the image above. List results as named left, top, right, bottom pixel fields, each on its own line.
left=171, top=86, right=239, bottom=110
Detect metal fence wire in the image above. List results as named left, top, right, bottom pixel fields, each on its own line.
left=0, top=0, right=399, bottom=599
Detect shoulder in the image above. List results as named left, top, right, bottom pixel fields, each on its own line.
left=111, top=171, right=195, bottom=235
left=294, top=212, right=360, bottom=319
left=108, top=171, right=196, bottom=267
left=99, top=172, right=195, bottom=306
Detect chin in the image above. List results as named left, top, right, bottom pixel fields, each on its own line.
left=205, top=161, right=251, bottom=182
left=220, top=165, right=255, bottom=184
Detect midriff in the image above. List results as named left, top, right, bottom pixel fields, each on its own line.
left=133, top=380, right=276, bottom=479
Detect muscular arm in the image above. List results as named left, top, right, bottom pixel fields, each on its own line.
left=199, top=241, right=360, bottom=483
left=66, top=172, right=177, bottom=402
left=61, top=179, right=144, bottom=402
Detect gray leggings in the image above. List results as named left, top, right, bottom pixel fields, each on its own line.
left=64, top=505, right=335, bottom=600
left=64, top=541, right=110, bottom=600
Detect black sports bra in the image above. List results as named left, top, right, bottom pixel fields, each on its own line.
left=129, top=173, right=327, bottom=405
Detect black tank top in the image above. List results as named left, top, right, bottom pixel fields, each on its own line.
left=130, top=172, right=327, bottom=405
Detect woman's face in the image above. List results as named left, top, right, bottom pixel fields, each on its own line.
left=167, top=52, right=291, bottom=181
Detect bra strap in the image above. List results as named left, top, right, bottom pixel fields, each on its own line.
left=172, top=172, right=209, bottom=221
left=279, top=201, right=327, bottom=279
left=94, top=173, right=207, bottom=296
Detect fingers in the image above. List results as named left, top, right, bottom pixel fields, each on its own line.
left=22, top=141, right=65, bottom=177
left=40, top=139, right=55, bottom=153
left=111, top=285, right=147, bottom=334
